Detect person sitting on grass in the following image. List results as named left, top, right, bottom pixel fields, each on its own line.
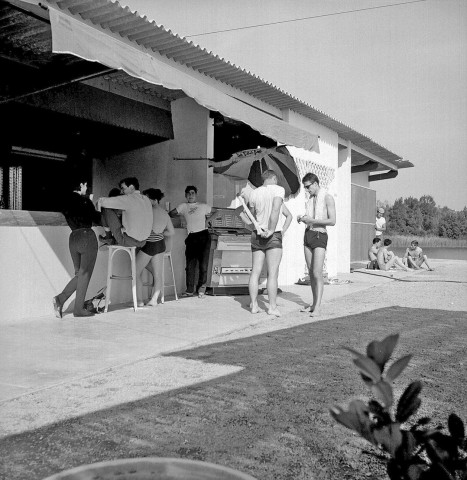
left=367, top=237, right=381, bottom=269
left=377, top=238, right=409, bottom=272
left=403, top=240, right=435, bottom=271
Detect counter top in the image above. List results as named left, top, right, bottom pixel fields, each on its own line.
left=0, top=210, right=67, bottom=227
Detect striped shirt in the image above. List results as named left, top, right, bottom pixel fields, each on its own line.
left=146, top=231, right=164, bottom=242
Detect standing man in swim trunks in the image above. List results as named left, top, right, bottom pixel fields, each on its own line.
left=244, top=169, right=292, bottom=317
left=297, top=173, right=336, bottom=316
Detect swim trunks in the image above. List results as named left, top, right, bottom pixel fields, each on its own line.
left=141, top=238, right=166, bottom=256
left=251, top=231, right=282, bottom=252
left=304, top=229, right=328, bottom=250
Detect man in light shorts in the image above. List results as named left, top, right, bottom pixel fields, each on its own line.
left=375, top=207, right=386, bottom=237
left=244, top=170, right=292, bottom=317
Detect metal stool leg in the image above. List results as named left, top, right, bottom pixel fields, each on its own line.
left=161, top=256, right=165, bottom=304
left=168, top=253, right=178, bottom=301
left=104, top=248, right=114, bottom=313
left=130, top=247, right=138, bottom=311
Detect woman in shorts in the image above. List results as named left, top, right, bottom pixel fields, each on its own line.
left=136, top=188, right=175, bottom=306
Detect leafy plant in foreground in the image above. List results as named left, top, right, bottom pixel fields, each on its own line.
left=330, top=334, right=467, bottom=479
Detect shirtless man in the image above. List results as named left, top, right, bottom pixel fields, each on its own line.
left=243, top=169, right=292, bottom=317
left=368, top=237, right=381, bottom=269
left=377, top=238, right=409, bottom=271
left=403, top=240, right=434, bottom=270
left=297, top=173, right=336, bottom=316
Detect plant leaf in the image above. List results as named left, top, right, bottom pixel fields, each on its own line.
left=372, top=380, right=394, bottom=408
left=386, top=354, right=412, bottom=383
left=373, top=422, right=403, bottom=456
left=396, top=381, right=422, bottom=423
left=343, top=346, right=366, bottom=359
left=353, top=357, right=382, bottom=383
left=366, top=334, right=399, bottom=372
left=448, top=413, right=465, bottom=441
left=330, top=400, right=376, bottom=445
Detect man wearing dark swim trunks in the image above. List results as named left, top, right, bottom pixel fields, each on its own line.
left=244, top=170, right=292, bottom=317
left=297, top=173, right=336, bottom=316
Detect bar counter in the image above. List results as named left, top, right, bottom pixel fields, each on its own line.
left=0, top=210, right=187, bottom=322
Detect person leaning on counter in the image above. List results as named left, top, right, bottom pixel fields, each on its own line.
left=169, top=185, right=217, bottom=298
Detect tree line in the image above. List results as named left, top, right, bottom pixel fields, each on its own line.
left=379, top=195, right=467, bottom=239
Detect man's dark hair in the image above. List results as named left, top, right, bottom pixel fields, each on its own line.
left=261, top=169, right=277, bottom=182
left=143, top=188, right=164, bottom=202
left=302, top=172, right=319, bottom=185
left=119, top=177, right=139, bottom=190
left=185, top=185, right=198, bottom=194
left=384, top=239, right=392, bottom=246
left=411, top=240, right=419, bottom=246
left=373, top=237, right=382, bottom=244
left=108, top=187, right=121, bottom=197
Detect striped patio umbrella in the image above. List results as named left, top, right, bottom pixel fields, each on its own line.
left=213, top=145, right=300, bottom=197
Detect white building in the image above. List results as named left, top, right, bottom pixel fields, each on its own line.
left=0, top=0, right=412, bottom=321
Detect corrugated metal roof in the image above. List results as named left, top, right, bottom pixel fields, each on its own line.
left=7, top=0, right=412, bottom=168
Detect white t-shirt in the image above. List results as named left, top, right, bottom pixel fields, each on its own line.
left=249, top=184, right=285, bottom=232
left=176, top=202, right=212, bottom=233
left=375, top=216, right=386, bottom=236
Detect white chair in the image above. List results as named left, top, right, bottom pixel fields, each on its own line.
left=104, top=245, right=138, bottom=313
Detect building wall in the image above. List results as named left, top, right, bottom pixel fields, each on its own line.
left=351, top=171, right=370, bottom=188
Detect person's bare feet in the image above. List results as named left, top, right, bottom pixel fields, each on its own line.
left=146, top=299, right=158, bottom=306
left=300, top=304, right=312, bottom=313
left=309, top=308, right=320, bottom=317
left=250, top=302, right=261, bottom=314
left=268, top=308, right=281, bottom=317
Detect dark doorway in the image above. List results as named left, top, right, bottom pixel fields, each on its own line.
left=212, top=112, right=276, bottom=161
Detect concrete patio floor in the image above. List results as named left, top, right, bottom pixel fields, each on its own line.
left=0, top=268, right=404, bottom=403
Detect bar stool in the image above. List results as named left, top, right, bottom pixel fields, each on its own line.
left=104, top=245, right=138, bottom=312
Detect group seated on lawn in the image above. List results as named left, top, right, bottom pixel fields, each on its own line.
left=367, top=238, right=408, bottom=271
left=368, top=238, right=435, bottom=272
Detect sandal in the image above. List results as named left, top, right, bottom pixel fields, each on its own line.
left=181, top=292, right=194, bottom=297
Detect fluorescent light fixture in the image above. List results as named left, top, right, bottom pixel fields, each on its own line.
left=11, top=146, right=67, bottom=161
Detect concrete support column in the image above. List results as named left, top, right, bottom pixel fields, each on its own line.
left=336, top=141, right=352, bottom=273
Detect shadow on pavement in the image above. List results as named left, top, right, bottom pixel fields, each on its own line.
left=1, top=306, right=466, bottom=480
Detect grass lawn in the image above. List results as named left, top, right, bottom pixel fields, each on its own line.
left=1, top=306, right=466, bottom=480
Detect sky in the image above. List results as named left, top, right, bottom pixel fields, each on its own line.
left=121, top=0, right=467, bottom=210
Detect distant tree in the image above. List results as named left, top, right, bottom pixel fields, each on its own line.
left=385, top=195, right=466, bottom=239
left=439, top=210, right=462, bottom=239
left=419, top=195, right=439, bottom=235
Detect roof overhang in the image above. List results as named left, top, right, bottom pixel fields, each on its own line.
left=5, top=0, right=411, bottom=166
left=46, top=4, right=319, bottom=152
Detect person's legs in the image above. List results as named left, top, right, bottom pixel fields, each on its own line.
left=381, top=256, right=408, bottom=271
left=196, top=231, right=211, bottom=297
left=54, top=232, right=80, bottom=317
left=249, top=249, right=265, bottom=314
left=73, top=229, right=98, bottom=316
left=184, top=234, right=196, bottom=294
left=101, top=208, right=124, bottom=244
left=407, top=257, right=422, bottom=269
left=265, top=247, right=282, bottom=317
left=101, top=208, right=145, bottom=247
left=136, top=250, right=152, bottom=306
left=309, top=247, right=326, bottom=315
left=420, top=254, right=434, bottom=270
left=147, top=252, right=164, bottom=306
